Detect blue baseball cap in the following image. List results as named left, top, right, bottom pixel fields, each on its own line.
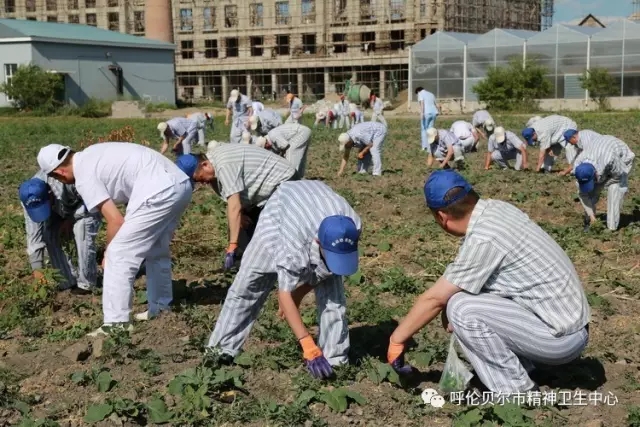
left=564, top=129, right=578, bottom=142
left=522, top=128, right=535, bottom=146
left=175, top=154, right=198, bottom=180
left=575, top=163, right=596, bottom=193
left=19, top=178, right=51, bottom=223
left=318, top=215, right=360, bottom=276
left=424, top=170, right=473, bottom=209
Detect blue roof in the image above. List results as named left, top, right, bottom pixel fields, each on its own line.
left=0, top=18, right=175, bottom=50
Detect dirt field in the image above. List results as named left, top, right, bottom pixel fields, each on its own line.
left=0, top=113, right=639, bottom=427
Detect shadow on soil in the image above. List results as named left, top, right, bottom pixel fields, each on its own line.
left=171, top=277, right=231, bottom=307
left=531, top=357, right=607, bottom=391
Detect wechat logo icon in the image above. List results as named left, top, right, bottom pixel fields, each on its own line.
left=421, top=388, right=446, bottom=408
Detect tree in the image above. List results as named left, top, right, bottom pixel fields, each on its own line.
left=471, top=58, right=552, bottom=111
left=0, top=64, right=64, bottom=110
left=579, top=67, right=618, bottom=110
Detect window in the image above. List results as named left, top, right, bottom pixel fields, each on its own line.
left=360, top=0, right=375, bottom=23
left=302, top=33, right=316, bottom=54
left=134, top=11, right=144, bottom=33
left=250, top=36, right=263, bottom=57
left=4, top=0, right=15, bottom=13
left=205, top=40, right=218, bottom=58
left=180, top=8, right=193, bottom=31
left=333, top=0, right=347, bottom=23
left=390, top=30, right=404, bottom=50
left=47, top=15, right=58, bottom=22
left=108, top=12, right=119, bottom=30
left=27, top=16, right=36, bottom=20
left=249, top=3, right=263, bottom=27
left=4, top=64, right=17, bottom=101
left=85, top=0, right=95, bottom=7
left=203, top=7, right=215, bottom=31
left=224, top=5, right=237, bottom=28
left=181, top=40, right=194, bottom=59
left=420, top=0, right=427, bottom=18
left=68, top=14, right=79, bottom=23
left=26, top=0, right=35, bottom=12
left=388, top=0, right=405, bottom=21
left=276, top=34, right=289, bottom=55
left=86, top=13, right=97, bottom=26
left=107, top=0, right=117, bottom=6
left=225, top=37, right=238, bottom=57
left=275, top=1, right=290, bottom=25
left=46, top=0, right=57, bottom=11
left=67, top=0, right=78, bottom=9
left=333, top=33, right=347, bottom=53
left=301, top=0, right=315, bottom=24
left=361, top=32, right=375, bottom=52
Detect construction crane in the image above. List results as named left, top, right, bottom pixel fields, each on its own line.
left=541, top=0, right=554, bottom=30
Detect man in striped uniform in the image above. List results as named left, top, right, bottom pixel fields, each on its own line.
left=521, top=114, right=577, bottom=173
left=573, top=137, right=634, bottom=231
left=387, top=170, right=590, bottom=395
left=349, top=103, right=365, bottom=127
left=226, top=89, right=253, bottom=144
left=557, top=129, right=603, bottom=176
left=255, top=123, right=312, bottom=178
left=471, top=109, right=496, bottom=138
left=19, top=172, right=101, bottom=295
left=285, top=92, right=305, bottom=124
left=157, top=117, right=199, bottom=155
left=175, top=143, right=299, bottom=270
left=369, top=92, right=387, bottom=126
left=337, top=121, right=387, bottom=176
left=247, top=108, right=283, bottom=136
left=484, top=127, right=529, bottom=171
left=526, top=115, right=543, bottom=128
left=205, top=180, right=362, bottom=379
left=186, top=111, right=214, bottom=147
left=450, top=120, right=480, bottom=152
left=426, top=128, right=464, bottom=169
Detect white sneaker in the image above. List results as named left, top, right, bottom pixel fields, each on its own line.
left=87, top=323, right=133, bottom=338
left=134, top=308, right=170, bottom=321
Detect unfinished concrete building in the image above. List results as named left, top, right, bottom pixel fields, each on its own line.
left=0, top=0, right=544, bottom=103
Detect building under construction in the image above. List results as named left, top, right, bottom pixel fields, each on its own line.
left=0, top=0, right=545, bottom=103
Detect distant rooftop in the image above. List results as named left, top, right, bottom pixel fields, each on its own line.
left=0, top=18, right=175, bottom=50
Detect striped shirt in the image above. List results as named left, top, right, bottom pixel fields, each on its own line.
left=601, top=134, right=635, bottom=166
left=257, top=109, right=283, bottom=134
left=372, top=97, right=384, bottom=114
left=227, top=94, right=252, bottom=120
left=430, top=129, right=460, bottom=155
left=251, top=101, right=264, bottom=115
left=472, top=110, right=493, bottom=127
left=289, top=97, right=303, bottom=117
left=259, top=180, right=362, bottom=291
left=575, top=129, right=602, bottom=151
left=346, top=122, right=387, bottom=148
left=450, top=120, right=474, bottom=139
left=573, top=137, right=625, bottom=183
left=187, top=112, right=209, bottom=129
left=531, top=115, right=577, bottom=150
left=167, top=117, right=198, bottom=138
left=208, top=143, right=298, bottom=208
left=267, top=124, right=311, bottom=153
left=487, top=131, right=524, bottom=153
left=444, top=199, right=590, bottom=337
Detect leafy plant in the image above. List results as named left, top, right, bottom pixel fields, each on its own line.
left=71, top=367, right=117, bottom=392
left=0, top=64, right=64, bottom=111
left=18, top=417, right=60, bottom=427
left=365, top=360, right=402, bottom=387
left=379, top=267, right=422, bottom=295
left=628, top=405, right=640, bottom=427
left=579, top=67, right=618, bottom=110
left=453, top=403, right=535, bottom=427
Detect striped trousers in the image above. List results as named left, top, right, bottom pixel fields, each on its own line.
left=447, top=292, right=589, bottom=393
left=578, top=173, right=628, bottom=230
left=357, top=133, right=386, bottom=176
left=283, top=127, right=311, bottom=178
left=229, top=118, right=249, bottom=144
left=491, top=149, right=523, bottom=170
left=371, top=112, right=387, bottom=126
left=207, top=206, right=350, bottom=365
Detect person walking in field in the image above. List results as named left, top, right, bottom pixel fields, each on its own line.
left=255, top=123, right=312, bottom=178
left=157, top=116, right=199, bottom=155
left=484, top=127, right=529, bottom=171
left=416, top=86, right=438, bottom=150
left=226, top=89, right=253, bottom=144
left=471, top=109, right=495, bottom=139
left=521, top=114, right=577, bottom=173
left=573, top=136, right=635, bottom=231
left=386, top=170, right=590, bottom=395
left=205, top=180, right=362, bottom=380
left=186, top=111, right=214, bottom=147
left=426, top=128, right=465, bottom=169
left=337, top=121, right=387, bottom=177
left=285, top=92, right=305, bottom=124
left=349, top=103, right=365, bottom=127
left=19, top=172, right=101, bottom=295
left=174, top=143, right=298, bottom=270
left=37, top=142, right=192, bottom=336
left=369, top=92, right=387, bottom=126
left=247, top=108, right=283, bottom=136
left=450, top=120, right=480, bottom=152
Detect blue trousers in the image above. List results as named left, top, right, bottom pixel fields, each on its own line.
left=420, top=114, right=438, bottom=150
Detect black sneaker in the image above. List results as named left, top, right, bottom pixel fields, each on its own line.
left=70, top=287, right=93, bottom=296
left=582, top=214, right=591, bottom=232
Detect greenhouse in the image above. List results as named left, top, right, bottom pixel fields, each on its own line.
left=409, top=19, right=640, bottom=103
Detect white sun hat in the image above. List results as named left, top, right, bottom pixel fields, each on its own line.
left=426, top=127, right=438, bottom=144
left=157, top=122, right=168, bottom=137
left=338, top=133, right=350, bottom=151
left=494, top=126, right=506, bottom=143
left=255, top=136, right=267, bottom=148
left=249, top=115, right=259, bottom=130
left=229, top=89, right=240, bottom=103
left=484, top=118, right=495, bottom=131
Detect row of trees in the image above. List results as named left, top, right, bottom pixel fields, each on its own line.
left=471, top=58, right=619, bottom=111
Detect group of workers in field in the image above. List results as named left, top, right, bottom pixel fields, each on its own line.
left=15, top=84, right=633, bottom=403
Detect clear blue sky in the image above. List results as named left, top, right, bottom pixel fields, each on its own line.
left=554, top=0, right=633, bottom=23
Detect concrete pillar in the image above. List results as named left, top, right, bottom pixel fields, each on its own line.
left=297, top=71, right=303, bottom=97
left=222, top=72, right=229, bottom=101
left=351, top=67, right=357, bottom=83
left=379, top=68, right=386, bottom=99
left=246, top=73, right=252, bottom=98
left=271, top=71, right=277, bottom=100
left=324, top=68, right=330, bottom=96
left=194, top=75, right=203, bottom=99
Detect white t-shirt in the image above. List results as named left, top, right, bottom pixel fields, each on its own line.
left=450, top=120, right=474, bottom=139
left=72, top=142, right=189, bottom=215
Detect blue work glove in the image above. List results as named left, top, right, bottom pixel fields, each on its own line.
left=388, top=340, right=414, bottom=375
left=224, top=251, right=236, bottom=270
left=300, top=336, right=334, bottom=379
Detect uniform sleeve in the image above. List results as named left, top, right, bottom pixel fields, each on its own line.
left=487, top=137, right=496, bottom=152
left=277, top=264, right=303, bottom=292
left=226, top=100, right=233, bottom=109
left=509, top=133, right=524, bottom=150
left=270, top=130, right=290, bottom=151
left=242, top=97, right=252, bottom=110
left=76, top=175, right=111, bottom=214
left=443, top=237, right=505, bottom=294
left=215, top=165, right=246, bottom=200
left=23, top=205, right=46, bottom=270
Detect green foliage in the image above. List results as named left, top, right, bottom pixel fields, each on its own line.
left=0, top=64, right=64, bottom=110
left=365, top=360, right=403, bottom=387
left=472, top=58, right=551, bottom=111
left=628, top=405, right=640, bottom=427
left=579, top=67, right=618, bottom=110
left=294, top=388, right=366, bottom=413
left=71, top=367, right=117, bottom=392
left=453, top=403, right=535, bottom=427
left=379, top=267, right=422, bottom=295
left=18, top=417, right=60, bottom=427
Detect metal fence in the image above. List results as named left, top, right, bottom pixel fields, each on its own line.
left=409, top=19, right=640, bottom=103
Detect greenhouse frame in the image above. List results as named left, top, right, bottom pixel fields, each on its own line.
left=409, top=19, right=640, bottom=104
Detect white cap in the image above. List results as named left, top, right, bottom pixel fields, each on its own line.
left=426, top=128, right=438, bottom=144
left=229, top=89, right=240, bottom=103
left=37, top=144, right=72, bottom=174
left=484, top=118, right=495, bottom=131
left=338, top=133, right=350, bottom=151
left=494, top=126, right=506, bottom=143
left=255, top=136, right=267, bottom=148
left=316, top=111, right=326, bottom=120
left=241, top=131, right=251, bottom=144
left=349, top=103, right=357, bottom=112
left=249, top=115, right=259, bottom=130
left=157, top=122, right=168, bottom=137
